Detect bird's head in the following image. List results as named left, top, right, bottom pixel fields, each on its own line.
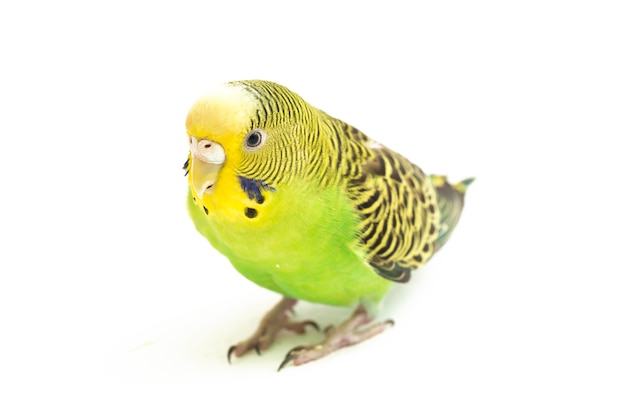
left=185, top=80, right=320, bottom=206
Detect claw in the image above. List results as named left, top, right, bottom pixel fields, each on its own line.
left=254, top=342, right=262, bottom=356
left=227, top=345, right=236, bottom=364
left=303, top=320, right=320, bottom=332
left=277, top=345, right=306, bottom=372
left=283, top=319, right=320, bottom=334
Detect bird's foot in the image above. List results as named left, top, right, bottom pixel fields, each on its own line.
left=228, top=297, right=319, bottom=363
left=278, top=305, right=394, bottom=371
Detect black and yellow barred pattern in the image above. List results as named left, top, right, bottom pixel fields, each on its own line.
left=231, top=80, right=463, bottom=283
left=233, top=81, right=333, bottom=187
left=327, top=118, right=440, bottom=282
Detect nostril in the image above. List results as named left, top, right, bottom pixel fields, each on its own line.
left=194, top=140, right=225, bottom=164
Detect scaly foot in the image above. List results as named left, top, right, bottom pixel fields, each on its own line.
left=278, top=305, right=394, bottom=371
left=227, top=297, right=319, bottom=363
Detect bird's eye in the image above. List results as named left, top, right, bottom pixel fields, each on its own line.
left=244, top=129, right=267, bottom=151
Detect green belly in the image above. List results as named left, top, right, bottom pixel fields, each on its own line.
left=187, top=183, right=393, bottom=307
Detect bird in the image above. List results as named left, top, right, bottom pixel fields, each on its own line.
left=183, top=80, right=472, bottom=370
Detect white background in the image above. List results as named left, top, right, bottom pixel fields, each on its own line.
left=1, top=0, right=625, bottom=415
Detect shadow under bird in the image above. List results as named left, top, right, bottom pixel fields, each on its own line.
left=183, top=80, right=473, bottom=370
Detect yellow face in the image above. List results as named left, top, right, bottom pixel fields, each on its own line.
left=185, top=83, right=270, bottom=223
left=185, top=81, right=321, bottom=224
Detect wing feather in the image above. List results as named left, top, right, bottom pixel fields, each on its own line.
left=332, top=118, right=441, bottom=282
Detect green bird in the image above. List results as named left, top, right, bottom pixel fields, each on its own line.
left=184, top=80, right=472, bottom=370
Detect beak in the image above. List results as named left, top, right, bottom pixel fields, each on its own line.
left=191, top=158, right=222, bottom=198
left=189, top=137, right=225, bottom=199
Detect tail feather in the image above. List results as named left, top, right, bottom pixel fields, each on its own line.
left=430, top=175, right=474, bottom=251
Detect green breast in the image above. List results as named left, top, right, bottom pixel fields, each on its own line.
left=187, top=180, right=394, bottom=307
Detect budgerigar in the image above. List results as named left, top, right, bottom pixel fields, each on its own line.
left=184, top=80, right=472, bottom=370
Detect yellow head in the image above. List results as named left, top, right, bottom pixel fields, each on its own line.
left=185, top=80, right=326, bottom=218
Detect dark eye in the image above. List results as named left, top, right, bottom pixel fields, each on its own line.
left=244, top=129, right=267, bottom=150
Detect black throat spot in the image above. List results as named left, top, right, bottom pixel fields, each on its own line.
left=245, top=207, right=258, bottom=218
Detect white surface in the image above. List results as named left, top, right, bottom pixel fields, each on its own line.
left=1, top=1, right=624, bottom=415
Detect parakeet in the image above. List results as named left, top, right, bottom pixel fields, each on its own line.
left=184, top=80, right=472, bottom=370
